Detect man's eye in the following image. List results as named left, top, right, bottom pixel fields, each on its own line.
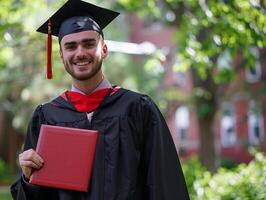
left=84, top=43, right=95, bottom=48
left=65, top=45, right=76, bottom=50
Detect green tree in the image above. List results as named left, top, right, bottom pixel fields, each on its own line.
left=118, top=0, right=266, bottom=171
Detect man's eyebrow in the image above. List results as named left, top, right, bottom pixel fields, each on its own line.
left=63, top=38, right=97, bottom=46
left=63, top=41, right=76, bottom=46
left=81, top=38, right=97, bottom=43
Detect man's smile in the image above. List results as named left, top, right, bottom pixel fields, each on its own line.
left=73, top=60, right=93, bottom=66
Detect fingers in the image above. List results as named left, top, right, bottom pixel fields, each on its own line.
left=20, top=160, right=42, bottom=169
left=19, top=149, right=44, bottom=178
left=19, top=149, right=44, bottom=168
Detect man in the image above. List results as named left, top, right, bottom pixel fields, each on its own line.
left=11, top=0, right=190, bottom=199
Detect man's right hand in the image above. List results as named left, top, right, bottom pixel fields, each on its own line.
left=19, top=149, right=44, bottom=180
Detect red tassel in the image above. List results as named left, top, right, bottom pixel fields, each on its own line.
left=46, top=19, right=53, bottom=79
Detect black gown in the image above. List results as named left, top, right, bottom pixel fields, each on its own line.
left=10, top=88, right=190, bottom=200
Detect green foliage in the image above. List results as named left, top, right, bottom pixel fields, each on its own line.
left=214, top=68, right=237, bottom=84
left=0, top=0, right=52, bottom=132
left=0, top=185, right=11, bottom=200
left=182, top=152, right=266, bottom=200
left=0, top=192, right=12, bottom=200
left=190, top=87, right=214, bottom=118
left=0, top=158, right=7, bottom=179
left=197, top=102, right=215, bottom=119
left=220, top=158, right=237, bottom=169
left=104, top=53, right=139, bottom=90
left=0, top=158, right=12, bottom=182
left=118, top=0, right=266, bottom=82
left=118, top=0, right=160, bottom=17
left=182, top=156, right=207, bottom=197
left=176, top=0, right=265, bottom=82
left=117, top=0, right=143, bottom=10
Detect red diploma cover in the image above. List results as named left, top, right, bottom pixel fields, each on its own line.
left=29, top=124, right=99, bottom=192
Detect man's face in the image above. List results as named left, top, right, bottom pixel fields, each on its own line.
left=60, top=30, right=107, bottom=81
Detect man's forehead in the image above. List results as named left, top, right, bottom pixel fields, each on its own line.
left=61, top=30, right=101, bottom=44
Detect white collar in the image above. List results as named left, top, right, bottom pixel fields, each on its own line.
left=71, top=79, right=112, bottom=95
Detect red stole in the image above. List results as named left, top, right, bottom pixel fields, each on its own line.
left=62, top=86, right=120, bottom=113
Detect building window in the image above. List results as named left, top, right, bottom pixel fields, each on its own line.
left=245, top=62, right=261, bottom=83
left=174, top=71, right=186, bottom=86
left=173, top=58, right=187, bottom=87
left=245, top=47, right=261, bottom=83
left=220, top=104, right=236, bottom=147
left=248, top=101, right=264, bottom=145
left=175, top=106, right=189, bottom=148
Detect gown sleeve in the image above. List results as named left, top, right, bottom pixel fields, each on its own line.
left=140, top=96, right=190, bottom=200
left=10, top=105, right=56, bottom=200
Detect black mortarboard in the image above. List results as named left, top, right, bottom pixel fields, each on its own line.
left=36, top=0, right=119, bottom=79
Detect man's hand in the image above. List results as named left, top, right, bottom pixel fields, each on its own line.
left=19, top=149, right=44, bottom=180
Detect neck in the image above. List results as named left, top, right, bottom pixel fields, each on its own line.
left=72, top=70, right=104, bottom=94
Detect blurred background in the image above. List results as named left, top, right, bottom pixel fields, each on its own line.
left=0, top=0, right=266, bottom=199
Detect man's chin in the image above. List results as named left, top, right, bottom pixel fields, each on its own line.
left=72, top=74, right=94, bottom=81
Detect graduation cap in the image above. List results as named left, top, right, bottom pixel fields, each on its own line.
left=36, top=0, right=119, bottom=79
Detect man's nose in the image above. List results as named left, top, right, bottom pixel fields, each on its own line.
left=76, top=45, right=86, bottom=58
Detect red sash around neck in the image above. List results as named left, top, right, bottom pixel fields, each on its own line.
left=63, top=86, right=120, bottom=113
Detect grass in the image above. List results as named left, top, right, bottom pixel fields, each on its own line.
left=0, top=186, right=12, bottom=200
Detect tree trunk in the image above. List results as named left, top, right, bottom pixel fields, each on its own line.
left=191, top=68, right=218, bottom=172
left=198, top=113, right=217, bottom=172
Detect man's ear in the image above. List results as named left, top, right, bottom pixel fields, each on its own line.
left=102, top=43, right=108, bottom=59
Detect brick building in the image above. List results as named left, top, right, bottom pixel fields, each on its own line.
left=127, top=14, right=266, bottom=164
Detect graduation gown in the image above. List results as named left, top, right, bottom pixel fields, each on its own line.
left=10, top=88, right=190, bottom=200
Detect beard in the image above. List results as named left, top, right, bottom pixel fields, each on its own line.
left=64, top=58, right=103, bottom=81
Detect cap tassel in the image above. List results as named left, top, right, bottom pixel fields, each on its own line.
left=46, top=19, right=53, bottom=79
